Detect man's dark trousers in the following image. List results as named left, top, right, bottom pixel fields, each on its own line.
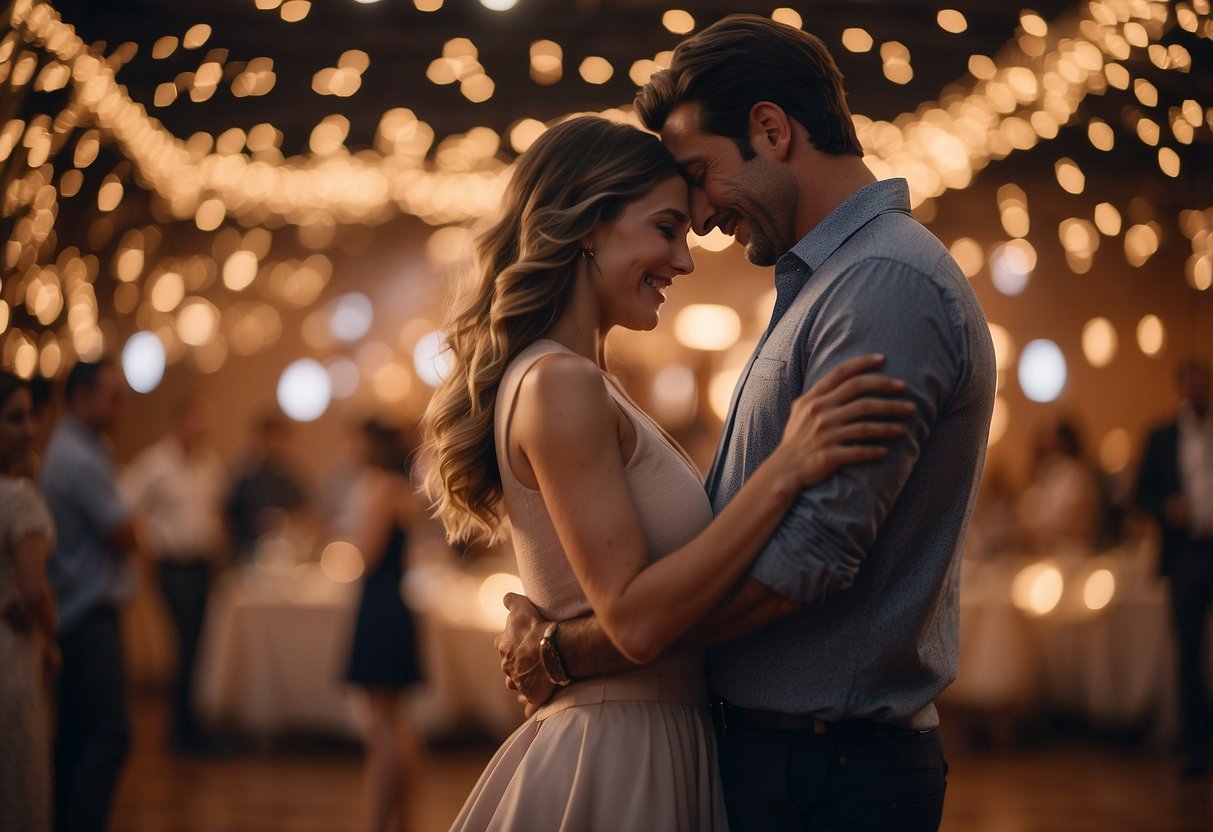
left=54, top=607, right=131, bottom=832
left=719, top=716, right=947, bottom=831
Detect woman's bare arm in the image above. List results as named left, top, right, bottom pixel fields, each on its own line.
left=511, top=353, right=910, bottom=665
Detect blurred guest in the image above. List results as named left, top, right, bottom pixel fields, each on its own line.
left=1018, top=419, right=1102, bottom=553
left=1096, top=464, right=1133, bottom=549
left=28, top=374, right=57, bottom=461
left=964, top=466, right=1021, bottom=559
left=224, top=411, right=307, bottom=565
left=341, top=420, right=424, bottom=832
left=1136, top=358, right=1213, bottom=778
left=318, top=425, right=363, bottom=539
left=121, top=394, right=226, bottom=753
left=0, top=371, right=60, bottom=832
left=40, top=360, right=138, bottom=832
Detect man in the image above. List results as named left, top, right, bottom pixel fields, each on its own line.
left=41, top=359, right=138, bottom=832
left=223, top=410, right=307, bottom=565
left=497, top=15, right=995, bottom=831
left=122, top=394, right=226, bottom=753
left=1136, top=358, right=1213, bottom=778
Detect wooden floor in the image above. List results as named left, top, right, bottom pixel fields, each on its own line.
left=109, top=695, right=1213, bottom=832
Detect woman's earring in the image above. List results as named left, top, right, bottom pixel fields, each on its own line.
left=581, top=243, right=595, bottom=260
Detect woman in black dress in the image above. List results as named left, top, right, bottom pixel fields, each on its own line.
left=343, top=420, right=424, bottom=832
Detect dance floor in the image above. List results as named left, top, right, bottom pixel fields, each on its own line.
left=110, top=695, right=1212, bottom=832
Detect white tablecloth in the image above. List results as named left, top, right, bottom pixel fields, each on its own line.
left=197, top=550, right=1199, bottom=744
left=195, top=561, right=525, bottom=742
left=943, top=552, right=1198, bottom=742
left=196, top=565, right=363, bottom=739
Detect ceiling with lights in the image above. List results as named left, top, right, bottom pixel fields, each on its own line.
left=1, top=0, right=1210, bottom=437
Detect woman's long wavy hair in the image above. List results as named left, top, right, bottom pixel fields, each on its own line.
left=421, top=116, right=681, bottom=544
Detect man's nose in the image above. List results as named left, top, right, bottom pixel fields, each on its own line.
left=689, top=188, right=715, bottom=237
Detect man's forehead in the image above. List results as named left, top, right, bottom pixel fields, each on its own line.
left=663, top=101, right=698, bottom=130
left=659, top=101, right=703, bottom=153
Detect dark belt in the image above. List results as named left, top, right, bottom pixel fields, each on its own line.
left=711, top=698, right=926, bottom=738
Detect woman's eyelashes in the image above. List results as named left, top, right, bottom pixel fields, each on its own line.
left=655, top=218, right=689, bottom=240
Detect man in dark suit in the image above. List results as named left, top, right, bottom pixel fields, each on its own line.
left=1137, top=358, right=1213, bottom=778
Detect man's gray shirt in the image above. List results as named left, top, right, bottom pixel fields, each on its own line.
left=705, top=178, right=996, bottom=729
left=41, top=415, right=135, bottom=634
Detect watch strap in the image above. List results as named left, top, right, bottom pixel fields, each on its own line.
left=540, top=620, right=572, bottom=686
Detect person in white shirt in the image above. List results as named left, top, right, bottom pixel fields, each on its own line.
left=1019, top=420, right=1102, bottom=554
left=122, top=394, right=227, bottom=753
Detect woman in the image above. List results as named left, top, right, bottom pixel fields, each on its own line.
left=342, top=419, right=426, bottom=832
left=422, top=117, right=912, bottom=830
left=0, top=370, right=59, bottom=832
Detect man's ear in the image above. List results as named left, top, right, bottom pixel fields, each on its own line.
left=748, top=101, right=793, bottom=161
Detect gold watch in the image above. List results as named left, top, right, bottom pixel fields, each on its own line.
left=539, top=620, right=572, bottom=687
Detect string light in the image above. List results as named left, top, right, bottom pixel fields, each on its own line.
left=2, top=0, right=1209, bottom=399
left=937, top=10, right=967, bottom=34
left=841, top=27, right=873, bottom=52
left=13, top=0, right=1199, bottom=229
left=662, top=10, right=695, bottom=35
left=529, top=40, right=562, bottom=85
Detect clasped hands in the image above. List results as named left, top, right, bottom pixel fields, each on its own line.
left=494, top=593, right=556, bottom=716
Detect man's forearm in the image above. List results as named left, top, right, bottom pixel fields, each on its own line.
left=557, top=615, right=637, bottom=679
left=560, top=578, right=798, bottom=679
left=664, top=577, right=797, bottom=655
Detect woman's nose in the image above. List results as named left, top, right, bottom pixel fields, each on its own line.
left=671, top=238, right=695, bottom=275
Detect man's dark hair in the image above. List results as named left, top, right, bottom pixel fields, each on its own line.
left=635, top=14, right=862, bottom=160
left=0, top=369, right=28, bottom=411
left=362, top=419, right=416, bottom=477
left=28, top=375, right=54, bottom=415
left=65, top=359, right=114, bottom=402
left=1055, top=420, right=1083, bottom=459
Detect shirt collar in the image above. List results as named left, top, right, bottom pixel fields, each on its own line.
left=767, top=178, right=911, bottom=327
left=782, top=178, right=911, bottom=275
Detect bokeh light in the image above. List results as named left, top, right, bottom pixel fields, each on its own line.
left=330, top=293, right=374, bottom=343
left=277, top=358, right=332, bottom=422
left=674, top=305, right=741, bottom=352
left=413, top=330, right=454, bottom=387
left=990, top=240, right=1036, bottom=296
left=1012, top=562, right=1064, bottom=616
left=1081, top=318, right=1117, bottom=368
left=122, top=331, right=166, bottom=394
left=320, top=541, right=363, bottom=583
left=477, top=572, right=525, bottom=629
left=1136, top=314, right=1165, bottom=356
left=1018, top=339, right=1067, bottom=403
left=1083, top=568, right=1116, bottom=611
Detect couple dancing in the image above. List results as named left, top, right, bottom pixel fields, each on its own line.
left=422, top=15, right=995, bottom=832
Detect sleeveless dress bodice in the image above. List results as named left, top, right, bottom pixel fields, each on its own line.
left=494, top=339, right=715, bottom=621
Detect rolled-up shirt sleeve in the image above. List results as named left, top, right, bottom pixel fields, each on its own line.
left=748, top=257, right=965, bottom=604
